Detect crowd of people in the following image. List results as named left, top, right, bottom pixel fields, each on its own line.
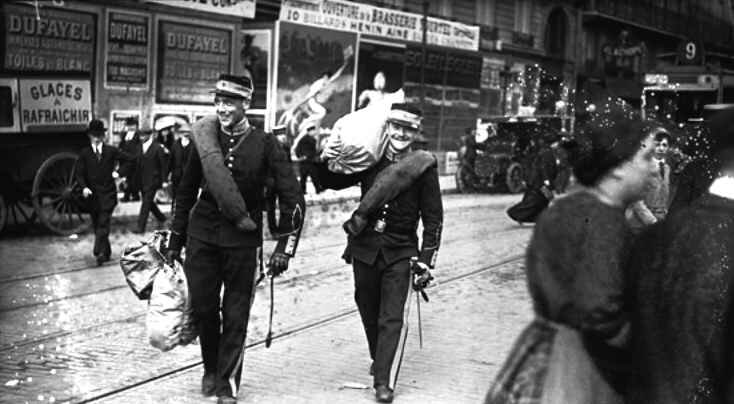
left=487, top=106, right=734, bottom=404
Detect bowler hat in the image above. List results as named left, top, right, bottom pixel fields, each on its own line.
left=87, top=119, right=107, bottom=137
left=211, top=74, right=253, bottom=100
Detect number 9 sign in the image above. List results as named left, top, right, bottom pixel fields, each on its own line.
left=680, top=40, right=703, bottom=65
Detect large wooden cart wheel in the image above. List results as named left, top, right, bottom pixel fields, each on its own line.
left=32, top=152, right=91, bottom=235
left=505, top=162, right=526, bottom=194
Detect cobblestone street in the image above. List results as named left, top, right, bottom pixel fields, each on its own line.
left=0, top=193, right=533, bottom=404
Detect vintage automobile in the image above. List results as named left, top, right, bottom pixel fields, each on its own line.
left=455, top=115, right=568, bottom=194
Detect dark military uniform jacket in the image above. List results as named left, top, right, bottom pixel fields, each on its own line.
left=318, top=155, right=443, bottom=268
left=171, top=124, right=304, bottom=253
left=76, top=144, right=134, bottom=212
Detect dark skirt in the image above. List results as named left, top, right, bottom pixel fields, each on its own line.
left=507, top=189, right=550, bottom=223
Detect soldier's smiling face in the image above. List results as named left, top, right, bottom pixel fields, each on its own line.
left=215, top=95, right=249, bottom=128
left=386, top=121, right=417, bottom=152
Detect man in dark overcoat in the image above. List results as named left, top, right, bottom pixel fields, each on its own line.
left=319, top=103, right=443, bottom=403
left=134, top=127, right=169, bottom=233
left=265, top=125, right=292, bottom=238
left=76, top=119, right=135, bottom=265
left=628, top=107, right=734, bottom=404
left=119, top=117, right=141, bottom=202
left=166, top=75, right=304, bottom=404
left=168, top=122, right=193, bottom=209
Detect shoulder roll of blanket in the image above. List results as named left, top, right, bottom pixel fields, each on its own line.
left=191, top=115, right=256, bottom=231
left=343, top=150, right=437, bottom=236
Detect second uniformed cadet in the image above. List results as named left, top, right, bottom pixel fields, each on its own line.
left=166, top=74, right=304, bottom=404
left=319, top=103, right=444, bottom=403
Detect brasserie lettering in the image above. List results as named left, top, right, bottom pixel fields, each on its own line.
left=29, top=83, right=83, bottom=101
left=371, top=9, right=417, bottom=29
left=8, top=14, right=92, bottom=41
left=109, top=21, right=147, bottom=43
left=166, top=32, right=227, bottom=54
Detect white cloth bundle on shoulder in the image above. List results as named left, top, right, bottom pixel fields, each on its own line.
left=323, top=89, right=404, bottom=174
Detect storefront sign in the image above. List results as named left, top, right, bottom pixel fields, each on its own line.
left=18, top=79, right=92, bottom=132
left=280, top=0, right=479, bottom=52
left=3, top=3, right=96, bottom=75
left=146, top=0, right=255, bottom=19
left=156, top=21, right=232, bottom=104
left=404, top=46, right=482, bottom=89
left=105, top=11, right=150, bottom=89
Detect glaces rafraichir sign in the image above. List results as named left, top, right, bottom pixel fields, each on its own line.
left=280, top=0, right=479, bottom=52
left=3, top=3, right=96, bottom=75
left=19, top=79, right=93, bottom=132
left=156, top=21, right=232, bottom=104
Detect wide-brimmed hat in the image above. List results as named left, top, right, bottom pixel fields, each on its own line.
left=211, top=74, right=253, bottom=100
left=87, top=119, right=107, bottom=137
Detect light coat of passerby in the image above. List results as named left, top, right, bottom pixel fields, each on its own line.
left=318, top=103, right=443, bottom=403
left=627, top=107, right=734, bottom=404
left=166, top=74, right=304, bottom=404
left=486, top=110, right=659, bottom=404
left=76, top=119, right=135, bottom=265
left=134, top=127, right=169, bottom=233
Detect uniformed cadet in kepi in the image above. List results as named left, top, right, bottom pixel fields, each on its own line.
left=165, top=74, right=305, bottom=404
left=319, top=103, right=444, bottom=403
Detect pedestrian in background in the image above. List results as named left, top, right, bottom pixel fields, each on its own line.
left=76, top=119, right=135, bottom=265
left=627, top=107, right=734, bottom=404
left=486, top=111, right=658, bottom=404
left=319, top=103, right=443, bottom=403
left=265, top=125, right=292, bottom=238
left=626, top=127, right=672, bottom=231
left=507, top=131, right=560, bottom=224
left=119, top=117, right=141, bottom=202
left=294, top=124, right=322, bottom=194
left=166, top=74, right=304, bottom=404
left=134, top=127, right=169, bottom=234
left=169, top=122, right=193, bottom=209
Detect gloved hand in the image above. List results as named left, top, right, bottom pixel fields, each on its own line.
left=165, top=249, right=181, bottom=265
left=411, top=261, right=434, bottom=291
left=82, top=187, right=93, bottom=198
left=235, top=215, right=257, bottom=232
left=268, top=252, right=290, bottom=277
left=342, top=213, right=368, bottom=237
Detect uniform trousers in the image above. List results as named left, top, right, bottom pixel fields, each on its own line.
left=353, top=252, right=412, bottom=389
left=183, top=237, right=258, bottom=398
left=137, top=189, right=166, bottom=231
left=91, top=209, right=112, bottom=260
left=299, top=162, right=322, bottom=194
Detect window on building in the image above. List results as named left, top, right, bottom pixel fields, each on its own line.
left=514, top=0, right=532, bottom=33
left=545, top=8, right=568, bottom=57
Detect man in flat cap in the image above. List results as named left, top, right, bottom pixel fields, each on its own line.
left=75, top=119, right=135, bottom=265
left=628, top=105, right=734, bottom=403
left=166, top=74, right=304, bottom=404
left=319, top=103, right=444, bottom=403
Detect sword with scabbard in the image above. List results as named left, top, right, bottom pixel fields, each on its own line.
left=410, top=257, right=431, bottom=349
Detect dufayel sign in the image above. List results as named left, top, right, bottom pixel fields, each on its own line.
left=18, top=79, right=93, bottom=132
left=146, top=0, right=255, bottom=19
left=280, top=0, right=480, bottom=52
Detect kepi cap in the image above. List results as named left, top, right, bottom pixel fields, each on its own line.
left=387, top=103, right=422, bottom=130
left=272, top=125, right=287, bottom=136
left=211, top=74, right=253, bottom=100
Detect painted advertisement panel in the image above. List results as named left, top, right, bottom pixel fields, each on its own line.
left=273, top=21, right=356, bottom=137
left=105, top=11, right=150, bottom=89
left=146, top=0, right=256, bottom=19
left=3, top=3, right=96, bottom=75
left=19, top=79, right=92, bottom=132
left=156, top=20, right=232, bottom=104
